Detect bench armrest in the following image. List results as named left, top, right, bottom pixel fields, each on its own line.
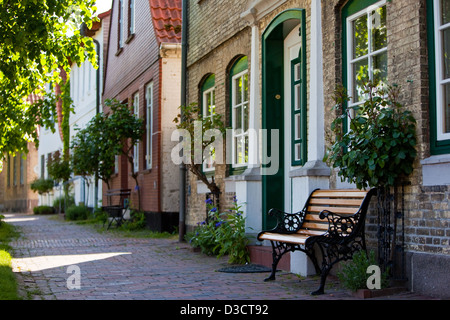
left=319, top=209, right=361, bottom=238
left=264, top=208, right=305, bottom=234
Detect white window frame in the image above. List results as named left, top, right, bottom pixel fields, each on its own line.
left=434, top=0, right=450, bottom=141
left=118, top=0, right=124, bottom=48
left=129, top=0, right=135, bottom=35
left=133, top=92, right=140, bottom=173
left=145, top=83, right=153, bottom=169
left=346, top=0, right=387, bottom=122
left=231, top=69, right=249, bottom=168
left=202, top=87, right=216, bottom=173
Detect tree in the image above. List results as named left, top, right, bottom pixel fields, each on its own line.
left=70, top=99, right=144, bottom=209
left=173, top=103, right=227, bottom=196
left=0, top=0, right=98, bottom=166
left=47, top=150, right=72, bottom=200
left=104, top=99, right=145, bottom=209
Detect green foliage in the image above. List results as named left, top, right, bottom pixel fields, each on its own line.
left=33, top=205, right=56, bottom=215
left=337, top=250, right=389, bottom=292
left=0, top=0, right=98, bottom=161
left=324, top=81, right=417, bottom=189
left=47, top=150, right=72, bottom=184
left=189, top=197, right=250, bottom=265
left=65, top=204, right=90, bottom=221
left=30, top=178, right=54, bottom=195
left=53, top=195, right=75, bottom=213
left=71, top=113, right=114, bottom=189
left=173, top=102, right=227, bottom=195
left=122, top=210, right=146, bottom=231
left=0, top=221, right=21, bottom=300
left=70, top=99, right=144, bottom=203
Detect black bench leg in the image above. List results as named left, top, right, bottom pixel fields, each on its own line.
left=264, top=241, right=290, bottom=282
left=311, top=266, right=330, bottom=295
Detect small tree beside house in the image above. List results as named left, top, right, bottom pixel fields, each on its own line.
left=70, top=99, right=144, bottom=210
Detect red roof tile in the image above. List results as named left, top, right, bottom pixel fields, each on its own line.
left=149, top=0, right=182, bottom=44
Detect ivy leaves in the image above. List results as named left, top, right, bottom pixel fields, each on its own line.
left=325, top=82, right=417, bottom=189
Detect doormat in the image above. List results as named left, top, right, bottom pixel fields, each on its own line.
left=217, top=264, right=272, bottom=273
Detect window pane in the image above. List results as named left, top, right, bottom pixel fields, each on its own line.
left=442, top=0, right=450, bottom=25
left=211, top=90, right=215, bottom=114
left=352, top=14, right=368, bottom=59
left=244, top=135, right=249, bottom=163
left=235, top=105, right=242, bottom=130
left=294, top=84, right=301, bottom=111
left=294, top=63, right=301, bottom=81
left=295, top=143, right=301, bottom=161
left=243, top=73, right=249, bottom=102
left=235, top=77, right=242, bottom=105
left=373, top=51, right=388, bottom=85
left=443, top=27, right=450, bottom=79
left=443, top=83, right=450, bottom=133
left=243, top=103, right=249, bottom=131
left=235, top=136, right=243, bottom=164
left=206, top=93, right=211, bottom=116
left=371, top=5, right=387, bottom=52
left=295, top=113, right=301, bottom=140
left=352, top=58, right=369, bottom=102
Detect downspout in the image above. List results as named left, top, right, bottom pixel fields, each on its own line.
left=179, top=0, right=188, bottom=242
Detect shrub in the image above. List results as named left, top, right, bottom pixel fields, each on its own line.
left=122, top=210, right=146, bottom=231
left=65, top=204, right=90, bottom=221
left=33, top=206, right=56, bottom=215
left=325, top=82, right=417, bottom=189
left=30, top=178, right=54, bottom=195
left=190, top=197, right=250, bottom=265
left=337, top=250, right=389, bottom=292
left=53, top=195, right=75, bottom=213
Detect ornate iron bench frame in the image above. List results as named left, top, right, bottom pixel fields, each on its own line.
left=257, top=188, right=377, bottom=295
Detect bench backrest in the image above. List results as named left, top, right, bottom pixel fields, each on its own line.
left=106, top=189, right=131, bottom=207
left=299, top=189, right=374, bottom=237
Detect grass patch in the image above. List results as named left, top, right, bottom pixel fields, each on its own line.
left=0, top=220, right=21, bottom=300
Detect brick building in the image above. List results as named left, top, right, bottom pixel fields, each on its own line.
left=0, top=95, right=40, bottom=213
left=183, top=0, right=449, bottom=298
left=102, top=0, right=182, bottom=232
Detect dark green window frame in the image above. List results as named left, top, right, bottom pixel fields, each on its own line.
left=427, top=0, right=450, bottom=155
left=291, top=55, right=306, bottom=166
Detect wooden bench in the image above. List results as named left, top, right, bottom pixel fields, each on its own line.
left=257, top=188, right=377, bottom=295
left=102, top=189, right=131, bottom=230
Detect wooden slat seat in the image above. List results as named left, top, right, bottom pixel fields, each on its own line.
left=257, top=188, right=377, bottom=295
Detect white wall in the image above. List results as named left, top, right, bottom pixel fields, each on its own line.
left=69, top=25, right=104, bottom=209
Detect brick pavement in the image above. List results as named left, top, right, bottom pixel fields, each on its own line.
left=4, top=213, right=436, bottom=302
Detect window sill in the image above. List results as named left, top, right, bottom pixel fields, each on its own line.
left=225, top=167, right=261, bottom=181
left=421, top=154, right=450, bottom=186
left=125, top=34, right=135, bottom=44
left=115, top=47, right=123, bottom=56
left=289, top=160, right=331, bottom=178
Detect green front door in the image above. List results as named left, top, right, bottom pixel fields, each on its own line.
left=262, top=9, right=306, bottom=230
